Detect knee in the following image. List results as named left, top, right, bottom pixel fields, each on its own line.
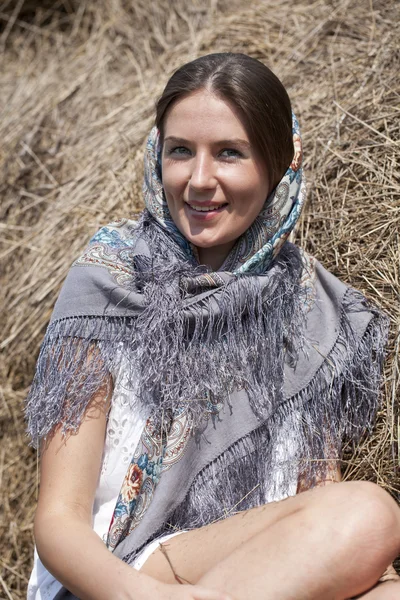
left=342, top=481, right=399, bottom=534
left=325, top=481, right=400, bottom=559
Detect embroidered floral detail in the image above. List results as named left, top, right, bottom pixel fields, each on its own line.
left=120, top=464, right=143, bottom=504
left=106, top=405, right=196, bottom=551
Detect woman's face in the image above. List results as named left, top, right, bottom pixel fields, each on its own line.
left=161, top=89, right=270, bottom=269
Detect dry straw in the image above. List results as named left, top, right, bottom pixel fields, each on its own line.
left=0, top=0, right=399, bottom=597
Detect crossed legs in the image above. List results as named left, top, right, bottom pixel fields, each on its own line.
left=140, top=481, right=400, bottom=599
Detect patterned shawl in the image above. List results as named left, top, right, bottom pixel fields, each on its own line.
left=26, top=115, right=388, bottom=571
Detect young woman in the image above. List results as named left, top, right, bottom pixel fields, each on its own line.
left=26, top=53, right=400, bottom=600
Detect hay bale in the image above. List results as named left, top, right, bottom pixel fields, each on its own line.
left=1, top=0, right=399, bottom=596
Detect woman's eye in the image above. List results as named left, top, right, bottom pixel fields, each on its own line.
left=220, top=148, right=242, bottom=159
left=165, top=147, right=243, bottom=160
left=167, top=146, right=191, bottom=156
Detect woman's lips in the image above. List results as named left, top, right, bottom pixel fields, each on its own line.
left=184, top=202, right=228, bottom=220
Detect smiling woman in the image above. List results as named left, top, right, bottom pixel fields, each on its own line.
left=161, top=91, right=270, bottom=270
left=26, top=53, right=400, bottom=600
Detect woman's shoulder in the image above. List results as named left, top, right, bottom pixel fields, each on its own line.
left=50, top=217, right=147, bottom=323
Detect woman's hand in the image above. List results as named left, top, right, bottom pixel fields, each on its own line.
left=152, top=582, right=235, bottom=600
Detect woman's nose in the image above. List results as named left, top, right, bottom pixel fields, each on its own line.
left=189, top=153, right=216, bottom=190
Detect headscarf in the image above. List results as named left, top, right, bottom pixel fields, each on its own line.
left=25, top=115, right=388, bottom=558
left=143, top=113, right=305, bottom=275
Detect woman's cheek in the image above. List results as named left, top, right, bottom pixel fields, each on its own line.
left=222, top=167, right=259, bottom=197
left=163, top=169, right=187, bottom=204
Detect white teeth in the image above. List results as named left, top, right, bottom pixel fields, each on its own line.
left=187, top=204, right=225, bottom=212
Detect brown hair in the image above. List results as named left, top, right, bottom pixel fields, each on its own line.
left=155, top=53, right=294, bottom=189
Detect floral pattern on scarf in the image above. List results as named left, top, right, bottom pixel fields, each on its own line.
left=107, top=394, right=225, bottom=550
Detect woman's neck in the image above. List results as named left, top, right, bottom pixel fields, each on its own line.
left=195, top=240, right=236, bottom=271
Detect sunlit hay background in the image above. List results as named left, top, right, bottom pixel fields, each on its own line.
left=1, top=0, right=399, bottom=596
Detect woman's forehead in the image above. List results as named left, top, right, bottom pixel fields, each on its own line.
left=163, top=89, right=250, bottom=142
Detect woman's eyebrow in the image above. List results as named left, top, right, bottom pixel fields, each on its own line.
left=164, top=136, right=251, bottom=149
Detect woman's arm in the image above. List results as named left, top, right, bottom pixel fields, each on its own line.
left=34, top=377, right=154, bottom=600
left=34, top=377, right=233, bottom=600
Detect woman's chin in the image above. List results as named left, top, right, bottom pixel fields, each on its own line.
left=187, top=235, right=230, bottom=250
left=175, top=217, right=238, bottom=254
left=178, top=225, right=219, bottom=248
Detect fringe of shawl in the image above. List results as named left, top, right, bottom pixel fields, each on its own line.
left=122, top=295, right=389, bottom=563
left=25, top=239, right=307, bottom=447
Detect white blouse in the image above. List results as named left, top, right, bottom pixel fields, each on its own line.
left=27, top=373, right=151, bottom=600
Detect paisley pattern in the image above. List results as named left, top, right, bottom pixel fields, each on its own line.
left=298, top=249, right=317, bottom=313
left=73, top=219, right=138, bottom=286
left=106, top=412, right=167, bottom=550
left=106, top=391, right=227, bottom=551
left=107, top=406, right=193, bottom=550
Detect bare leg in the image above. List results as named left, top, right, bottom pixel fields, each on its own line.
left=197, top=482, right=400, bottom=600
left=141, top=481, right=400, bottom=600
left=354, top=581, right=400, bottom=599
